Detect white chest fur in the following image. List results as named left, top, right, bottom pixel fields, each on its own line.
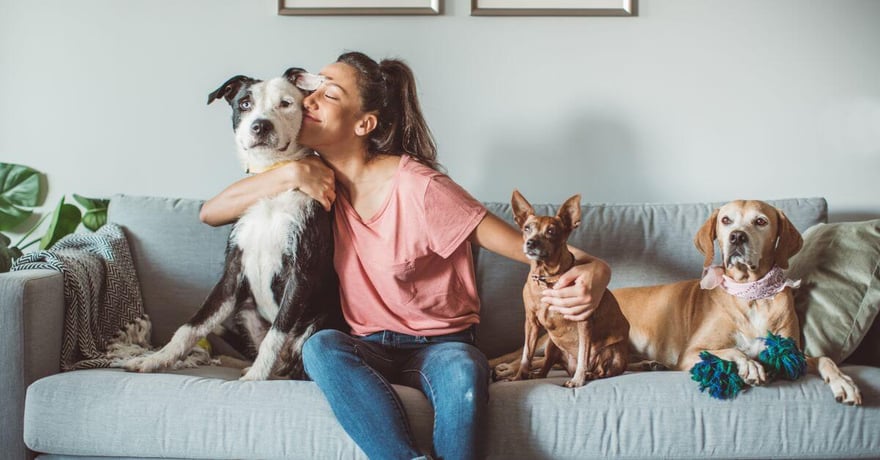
left=231, top=191, right=312, bottom=322
left=733, top=301, right=772, bottom=358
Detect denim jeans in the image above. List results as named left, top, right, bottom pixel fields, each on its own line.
left=302, top=326, right=489, bottom=460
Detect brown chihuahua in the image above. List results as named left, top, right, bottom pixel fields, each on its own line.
left=507, top=190, right=629, bottom=387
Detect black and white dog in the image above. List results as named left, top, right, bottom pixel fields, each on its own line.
left=124, top=68, right=343, bottom=380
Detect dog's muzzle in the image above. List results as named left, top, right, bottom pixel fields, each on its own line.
left=243, top=118, right=290, bottom=152
left=524, top=239, right=549, bottom=260
left=248, top=119, right=277, bottom=146
left=728, top=230, right=748, bottom=247
left=250, top=119, right=274, bottom=137
left=723, top=230, right=756, bottom=268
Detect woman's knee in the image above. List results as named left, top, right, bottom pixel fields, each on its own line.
left=426, top=343, right=490, bottom=390
left=302, top=329, right=350, bottom=375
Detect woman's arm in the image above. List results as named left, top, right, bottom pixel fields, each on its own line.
left=199, top=156, right=336, bottom=226
left=468, top=212, right=529, bottom=264
left=469, top=212, right=611, bottom=322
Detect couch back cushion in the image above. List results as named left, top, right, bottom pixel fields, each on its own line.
left=109, top=194, right=827, bottom=356
left=475, top=198, right=828, bottom=358
left=109, top=195, right=233, bottom=344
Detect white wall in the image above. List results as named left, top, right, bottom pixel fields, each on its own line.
left=2, top=0, right=879, bottom=225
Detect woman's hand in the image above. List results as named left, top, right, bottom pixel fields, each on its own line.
left=541, top=258, right=611, bottom=322
left=288, top=155, right=336, bottom=211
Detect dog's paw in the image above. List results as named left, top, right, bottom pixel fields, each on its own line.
left=735, top=358, right=767, bottom=386
left=492, top=363, right=517, bottom=381
left=563, top=378, right=586, bottom=388
left=828, top=373, right=862, bottom=406
left=239, top=366, right=270, bottom=382
left=503, top=371, right=530, bottom=383
left=123, top=355, right=166, bottom=373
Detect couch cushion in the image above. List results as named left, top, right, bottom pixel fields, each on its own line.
left=37, top=457, right=188, bottom=460
left=28, top=366, right=878, bottom=459
left=25, top=368, right=434, bottom=459
left=475, top=198, right=828, bottom=358
left=787, top=219, right=880, bottom=363
left=108, top=195, right=232, bottom=345
left=487, top=366, right=880, bottom=459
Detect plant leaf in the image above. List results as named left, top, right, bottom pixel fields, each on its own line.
left=0, top=163, right=44, bottom=231
left=72, top=194, right=96, bottom=209
left=0, top=233, right=21, bottom=272
left=40, top=198, right=82, bottom=250
left=81, top=209, right=107, bottom=232
left=73, top=194, right=109, bottom=231
left=0, top=196, right=33, bottom=231
left=0, top=232, right=13, bottom=272
left=0, top=162, right=43, bottom=207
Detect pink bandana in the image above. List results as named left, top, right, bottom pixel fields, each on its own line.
left=700, top=265, right=801, bottom=301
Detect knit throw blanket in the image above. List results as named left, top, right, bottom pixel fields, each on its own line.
left=12, top=224, right=213, bottom=371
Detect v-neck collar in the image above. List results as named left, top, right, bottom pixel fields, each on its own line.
left=338, top=155, right=407, bottom=225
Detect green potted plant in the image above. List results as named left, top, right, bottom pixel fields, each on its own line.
left=0, top=162, right=109, bottom=272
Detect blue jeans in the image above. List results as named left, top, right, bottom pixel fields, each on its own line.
left=302, top=326, right=489, bottom=460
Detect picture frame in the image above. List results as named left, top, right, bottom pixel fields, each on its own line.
left=471, top=0, right=635, bottom=16
left=278, top=0, right=441, bottom=15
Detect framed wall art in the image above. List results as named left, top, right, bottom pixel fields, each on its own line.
left=471, top=0, right=635, bottom=16
left=279, top=0, right=441, bottom=15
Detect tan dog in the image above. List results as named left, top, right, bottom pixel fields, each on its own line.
left=493, top=200, right=861, bottom=405
left=503, top=190, right=629, bottom=388
left=613, top=199, right=861, bottom=404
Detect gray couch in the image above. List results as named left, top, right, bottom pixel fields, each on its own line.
left=3, top=194, right=878, bottom=459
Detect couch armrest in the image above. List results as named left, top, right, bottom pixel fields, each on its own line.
left=0, top=269, right=65, bottom=460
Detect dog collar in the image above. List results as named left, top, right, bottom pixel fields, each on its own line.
left=247, top=160, right=292, bottom=175
left=530, top=251, right=574, bottom=288
left=700, top=265, right=801, bottom=301
left=531, top=274, right=560, bottom=287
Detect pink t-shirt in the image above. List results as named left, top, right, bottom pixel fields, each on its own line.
left=333, top=155, right=488, bottom=337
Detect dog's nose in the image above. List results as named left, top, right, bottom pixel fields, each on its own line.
left=250, top=119, right=272, bottom=135
left=526, top=239, right=538, bottom=250
left=729, top=231, right=748, bottom=246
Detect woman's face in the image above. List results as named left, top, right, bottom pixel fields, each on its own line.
left=299, top=62, right=370, bottom=151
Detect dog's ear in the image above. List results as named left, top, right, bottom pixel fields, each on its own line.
left=773, top=209, right=803, bottom=269
left=284, top=67, right=325, bottom=92
left=557, top=194, right=582, bottom=231
left=694, top=208, right=719, bottom=267
left=511, top=189, right=535, bottom=229
left=207, top=75, right=256, bottom=105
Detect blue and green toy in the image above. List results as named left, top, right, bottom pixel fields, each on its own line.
left=690, top=332, right=806, bottom=400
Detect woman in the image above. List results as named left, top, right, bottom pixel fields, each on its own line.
left=200, top=52, right=610, bottom=460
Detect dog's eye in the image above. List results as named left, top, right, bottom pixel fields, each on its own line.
left=239, top=99, right=252, bottom=111
left=280, top=100, right=292, bottom=108
left=546, top=227, right=558, bottom=238
left=524, top=224, right=534, bottom=233
left=721, top=216, right=732, bottom=225
left=755, top=217, right=768, bottom=227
